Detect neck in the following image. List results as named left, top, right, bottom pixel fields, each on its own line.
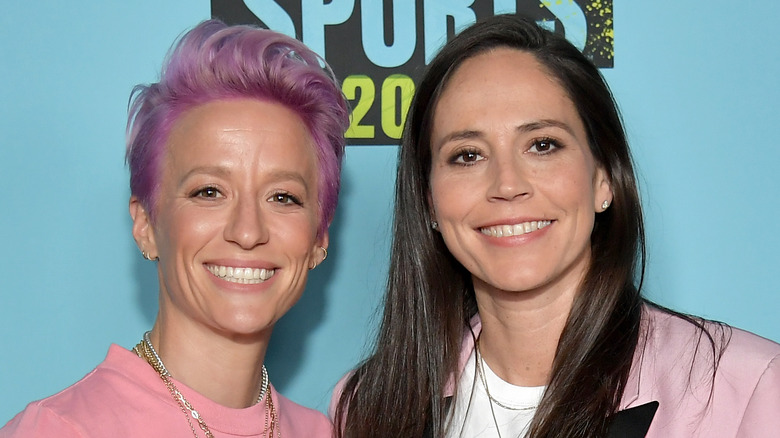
left=473, top=277, right=578, bottom=387
left=147, top=316, right=271, bottom=408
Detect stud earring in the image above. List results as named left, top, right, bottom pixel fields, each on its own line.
left=431, top=220, right=439, bottom=230
left=602, top=200, right=610, bottom=210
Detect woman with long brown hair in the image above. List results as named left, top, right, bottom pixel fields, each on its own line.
left=333, top=14, right=780, bottom=438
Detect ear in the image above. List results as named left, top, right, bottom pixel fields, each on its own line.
left=129, top=196, right=158, bottom=258
left=593, top=165, right=613, bottom=212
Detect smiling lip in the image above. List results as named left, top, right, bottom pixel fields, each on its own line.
left=205, top=264, right=276, bottom=284
left=479, top=220, right=552, bottom=238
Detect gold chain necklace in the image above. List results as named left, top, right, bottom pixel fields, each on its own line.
left=133, top=332, right=280, bottom=438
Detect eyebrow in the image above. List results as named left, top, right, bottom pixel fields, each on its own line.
left=265, top=170, right=311, bottom=190
left=435, top=130, right=481, bottom=150
left=517, top=119, right=576, bottom=136
left=179, top=166, right=230, bottom=186
left=178, top=166, right=311, bottom=191
left=435, top=119, right=576, bottom=150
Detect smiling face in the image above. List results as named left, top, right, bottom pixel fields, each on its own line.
left=428, top=48, right=612, bottom=301
left=130, top=98, right=326, bottom=339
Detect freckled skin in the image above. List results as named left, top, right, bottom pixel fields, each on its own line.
left=132, top=99, right=327, bottom=340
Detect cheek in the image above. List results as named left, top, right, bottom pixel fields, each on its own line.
left=155, top=208, right=223, bottom=256
left=430, top=175, right=465, bottom=219
left=546, top=164, right=599, bottom=208
left=272, top=215, right=319, bottom=255
left=561, top=179, right=595, bottom=207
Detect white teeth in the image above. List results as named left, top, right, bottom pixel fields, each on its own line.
left=480, top=220, right=551, bottom=238
left=206, top=265, right=275, bottom=284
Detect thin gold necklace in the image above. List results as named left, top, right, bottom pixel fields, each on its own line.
left=475, top=338, right=539, bottom=411
left=133, top=332, right=280, bottom=438
left=475, top=337, right=540, bottom=438
left=475, top=337, right=504, bottom=438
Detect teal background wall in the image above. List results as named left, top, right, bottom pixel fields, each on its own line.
left=2, top=1, right=778, bottom=424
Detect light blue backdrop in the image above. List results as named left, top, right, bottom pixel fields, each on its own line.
left=1, top=1, right=778, bottom=425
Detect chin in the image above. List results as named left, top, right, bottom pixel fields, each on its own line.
left=214, top=314, right=276, bottom=338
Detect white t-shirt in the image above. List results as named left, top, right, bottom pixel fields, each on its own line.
left=445, top=350, right=545, bottom=438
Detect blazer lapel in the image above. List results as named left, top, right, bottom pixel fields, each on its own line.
left=607, top=401, right=659, bottom=438
left=428, top=398, right=657, bottom=438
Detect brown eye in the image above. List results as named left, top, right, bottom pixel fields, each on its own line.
left=462, top=151, right=479, bottom=162
left=268, top=192, right=303, bottom=206
left=450, top=149, right=484, bottom=165
left=192, top=186, right=222, bottom=198
left=536, top=141, right=552, bottom=152
left=529, top=138, right=560, bottom=155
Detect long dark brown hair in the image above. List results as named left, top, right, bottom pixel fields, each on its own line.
left=336, top=14, right=717, bottom=438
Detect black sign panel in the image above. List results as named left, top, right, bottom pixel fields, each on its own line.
left=212, top=1, right=613, bottom=145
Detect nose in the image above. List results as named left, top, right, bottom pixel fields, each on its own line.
left=486, top=154, right=532, bottom=201
left=223, top=197, right=269, bottom=249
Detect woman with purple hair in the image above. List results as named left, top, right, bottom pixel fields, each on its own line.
left=1, top=20, right=348, bottom=437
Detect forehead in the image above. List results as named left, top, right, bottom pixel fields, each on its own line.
left=432, top=48, right=584, bottom=137
left=163, top=98, right=317, bottom=177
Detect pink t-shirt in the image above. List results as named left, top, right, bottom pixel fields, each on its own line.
left=0, top=345, right=331, bottom=437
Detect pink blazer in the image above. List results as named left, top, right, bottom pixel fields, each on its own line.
left=447, top=305, right=780, bottom=437
left=619, top=306, right=780, bottom=437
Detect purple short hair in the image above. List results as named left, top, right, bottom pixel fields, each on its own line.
left=126, top=20, right=349, bottom=237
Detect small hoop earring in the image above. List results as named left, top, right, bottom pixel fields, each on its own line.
left=141, top=251, right=158, bottom=262
left=431, top=221, right=439, bottom=230
left=310, top=246, right=328, bottom=270
left=602, top=200, right=610, bottom=211
left=320, top=246, right=328, bottom=263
